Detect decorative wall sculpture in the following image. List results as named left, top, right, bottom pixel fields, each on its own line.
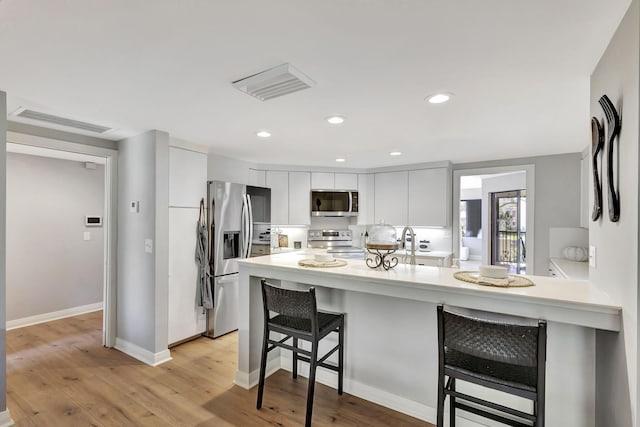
left=598, top=94, right=621, bottom=222
left=592, top=95, right=621, bottom=222
left=591, top=116, right=604, bottom=221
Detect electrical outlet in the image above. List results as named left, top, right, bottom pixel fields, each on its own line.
left=145, top=239, right=153, bottom=254
left=589, top=245, right=596, bottom=268
left=130, top=201, right=139, bottom=213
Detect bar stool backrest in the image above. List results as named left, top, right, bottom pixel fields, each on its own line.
left=261, top=280, right=319, bottom=332
left=443, top=310, right=540, bottom=368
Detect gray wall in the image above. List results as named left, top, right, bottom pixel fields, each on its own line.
left=590, top=1, right=639, bottom=425
left=7, top=121, right=117, bottom=151
left=454, top=153, right=581, bottom=275
left=117, top=130, right=169, bottom=354
left=1, top=90, right=8, bottom=414
left=6, top=153, right=104, bottom=321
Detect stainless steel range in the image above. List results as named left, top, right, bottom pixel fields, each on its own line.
left=307, top=229, right=365, bottom=259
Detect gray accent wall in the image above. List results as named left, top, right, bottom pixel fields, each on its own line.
left=6, top=153, right=104, bottom=320
left=590, top=1, right=639, bottom=425
left=453, top=153, right=581, bottom=275
left=1, top=90, right=8, bottom=415
left=117, top=130, right=169, bottom=354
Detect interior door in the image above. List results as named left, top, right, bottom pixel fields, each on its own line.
left=491, top=190, right=526, bottom=274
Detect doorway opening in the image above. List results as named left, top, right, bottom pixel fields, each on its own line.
left=453, top=165, right=535, bottom=274
left=491, top=189, right=527, bottom=274
left=6, top=131, right=117, bottom=347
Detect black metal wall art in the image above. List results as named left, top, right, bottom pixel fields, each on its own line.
left=598, top=94, right=621, bottom=222
left=591, top=117, right=604, bottom=221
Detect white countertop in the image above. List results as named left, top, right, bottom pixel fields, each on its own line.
left=239, top=250, right=621, bottom=331
left=550, top=257, right=589, bottom=281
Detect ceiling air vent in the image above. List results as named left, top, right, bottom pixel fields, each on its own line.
left=14, top=108, right=112, bottom=134
left=232, top=63, right=315, bottom=101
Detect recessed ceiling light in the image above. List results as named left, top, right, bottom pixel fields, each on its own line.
left=256, top=130, right=271, bottom=138
left=335, top=158, right=346, bottom=162
left=389, top=151, right=402, bottom=156
left=426, top=93, right=453, bottom=104
left=327, top=115, right=345, bottom=125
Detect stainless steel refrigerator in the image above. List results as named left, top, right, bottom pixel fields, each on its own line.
left=205, top=181, right=271, bottom=338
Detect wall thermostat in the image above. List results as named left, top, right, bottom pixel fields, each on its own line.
left=85, top=216, right=103, bottom=227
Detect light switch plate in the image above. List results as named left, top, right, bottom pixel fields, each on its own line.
left=145, top=238, right=153, bottom=254
left=589, top=245, right=596, bottom=268
left=83, top=231, right=91, bottom=241
left=129, top=201, right=139, bottom=213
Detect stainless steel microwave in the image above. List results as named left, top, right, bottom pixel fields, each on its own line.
left=311, top=190, right=358, bottom=217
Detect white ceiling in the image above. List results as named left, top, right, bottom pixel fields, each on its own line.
left=0, top=0, right=631, bottom=168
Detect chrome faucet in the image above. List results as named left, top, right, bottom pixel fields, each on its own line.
left=400, top=226, right=416, bottom=265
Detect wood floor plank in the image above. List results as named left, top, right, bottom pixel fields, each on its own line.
left=7, top=311, right=432, bottom=426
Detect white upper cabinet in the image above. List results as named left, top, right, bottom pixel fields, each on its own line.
left=357, top=173, right=375, bottom=225
left=248, top=169, right=266, bottom=187
left=335, top=173, right=358, bottom=190
left=169, top=147, right=207, bottom=208
left=266, top=171, right=289, bottom=225
left=289, top=172, right=311, bottom=225
left=311, top=172, right=334, bottom=189
left=374, top=171, right=408, bottom=226
left=408, top=168, right=451, bottom=227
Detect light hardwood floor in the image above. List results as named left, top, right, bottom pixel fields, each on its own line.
left=7, top=311, right=431, bottom=426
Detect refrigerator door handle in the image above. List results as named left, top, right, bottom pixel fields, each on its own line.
left=246, top=194, right=253, bottom=257
left=241, top=194, right=250, bottom=258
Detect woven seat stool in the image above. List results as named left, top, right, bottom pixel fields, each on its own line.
left=437, top=305, right=547, bottom=427
left=257, top=279, right=345, bottom=427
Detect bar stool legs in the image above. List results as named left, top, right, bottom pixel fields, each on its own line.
left=293, top=337, right=298, bottom=379
left=338, top=325, right=344, bottom=395
left=449, top=378, right=456, bottom=427
left=256, top=321, right=269, bottom=410
left=257, top=280, right=345, bottom=426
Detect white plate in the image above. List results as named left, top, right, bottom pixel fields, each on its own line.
left=469, top=272, right=515, bottom=282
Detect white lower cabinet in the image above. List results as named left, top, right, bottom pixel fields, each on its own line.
left=549, top=261, right=562, bottom=278
left=168, top=208, right=206, bottom=345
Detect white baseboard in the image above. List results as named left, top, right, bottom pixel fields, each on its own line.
left=234, top=355, right=282, bottom=389
left=278, top=353, right=436, bottom=423
left=0, top=409, right=14, bottom=426
left=6, top=302, right=103, bottom=330
left=114, top=338, right=172, bottom=367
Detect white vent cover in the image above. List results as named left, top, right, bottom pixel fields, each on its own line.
left=13, top=108, right=112, bottom=134
left=232, top=63, right=315, bottom=101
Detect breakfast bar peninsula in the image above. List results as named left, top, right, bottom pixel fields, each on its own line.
left=236, top=251, right=620, bottom=426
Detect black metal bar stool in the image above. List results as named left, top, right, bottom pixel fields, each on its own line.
left=437, top=305, right=547, bottom=427
left=257, top=279, right=345, bottom=427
